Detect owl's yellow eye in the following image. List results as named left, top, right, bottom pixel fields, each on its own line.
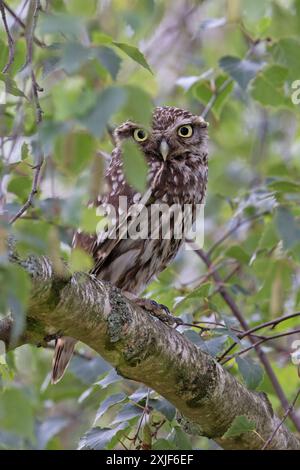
left=177, top=124, right=193, bottom=138
left=133, top=128, right=148, bottom=142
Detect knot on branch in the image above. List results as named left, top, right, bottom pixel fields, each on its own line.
left=177, top=413, right=208, bottom=437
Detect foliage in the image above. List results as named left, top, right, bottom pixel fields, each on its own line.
left=0, top=0, right=300, bottom=450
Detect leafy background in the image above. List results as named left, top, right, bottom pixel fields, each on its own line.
left=0, top=0, right=300, bottom=450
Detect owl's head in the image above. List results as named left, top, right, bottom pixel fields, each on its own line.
left=114, top=106, right=208, bottom=166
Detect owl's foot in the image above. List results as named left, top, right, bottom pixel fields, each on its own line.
left=134, top=298, right=183, bottom=327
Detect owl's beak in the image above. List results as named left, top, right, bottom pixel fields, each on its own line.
left=159, top=139, right=169, bottom=161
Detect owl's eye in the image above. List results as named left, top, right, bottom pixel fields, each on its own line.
left=133, top=128, right=148, bottom=142
left=177, top=124, right=193, bottom=138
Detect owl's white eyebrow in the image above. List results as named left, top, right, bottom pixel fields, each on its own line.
left=174, top=121, right=193, bottom=130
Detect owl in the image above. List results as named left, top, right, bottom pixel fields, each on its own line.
left=51, top=106, right=208, bottom=383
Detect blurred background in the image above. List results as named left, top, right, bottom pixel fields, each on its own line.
left=0, top=0, right=300, bottom=450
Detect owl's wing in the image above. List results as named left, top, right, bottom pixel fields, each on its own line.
left=89, top=186, right=153, bottom=276
left=73, top=155, right=164, bottom=277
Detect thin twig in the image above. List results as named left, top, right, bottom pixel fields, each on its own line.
left=207, top=211, right=267, bottom=257
left=222, top=328, right=300, bottom=364
left=0, top=0, right=15, bottom=73
left=262, top=388, right=300, bottom=450
left=31, top=69, right=43, bottom=123
left=133, top=388, right=151, bottom=447
left=201, top=77, right=232, bottom=119
left=218, top=312, right=300, bottom=362
left=183, top=321, right=265, bottom=341
left=190, top=244, right=300, bottom=431
left=9, top=1, right=44, bottom=224
left=9, top=161, right=43, bottom=224
left=2, top=0, right=45, bottom=47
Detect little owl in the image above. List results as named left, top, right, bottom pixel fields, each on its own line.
left=51, top=106, right=208, bottom=383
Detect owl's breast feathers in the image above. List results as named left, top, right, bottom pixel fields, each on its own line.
left=73, top=151, right=207, bottom=294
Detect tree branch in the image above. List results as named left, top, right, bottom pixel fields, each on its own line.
left=2, top=0, right=45, bottom=48
left=262, top=388, right=300, bottom=450
left=222, top=328, right=300, bottom=364
left=0, top=0, right=15, bottom=73
left=9, top=0, right=44, bottom=225
left=218, top=312, right=300, bottom=362
left=0, top=251, right=299, bottom=450
left=189, top=244, right=300, bottom=432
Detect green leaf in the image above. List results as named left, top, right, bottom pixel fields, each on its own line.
left=151, top=398, right=176, bottom=422
left=258, top=221, right=279, bottom=251
left=169, top=426, right=193, bottom=450
left=96, top=369, right=122, bottom=389
left=58, top=42, right=90, bottom=74
left=275, top=206, right=300, bottom=250
left=250, top=65, right=290, bottom=108
left=175, top=283, right=211, bottom=311
left=38, top=12, right=83, bottom=39
left=152, top=439, right=176, bottom=450
left=80, top=207, right=104, bottom=234
left=69, top=248, right=93, bottom=273
left=122, top=86, right=153, bottom=126
left=80, top=86, right=127, bottom=137
left=202, top=335, right=229, bottom=357
left=61, top=191, right=84, bottom=228
left=0, top=73, right=26, bottom=98
left=52, top=78, right=96, bottom=121
left=270, top=37, right=300, bottom=79
left=66, top=0, right=96, bottom=17
left=94, top=393, right=127, bottom=422
left=14, top=220, right=51, bottom=256
left=0, top=363, right=14, bottom=382
left=92, top=31, right=113, bottom=46
left=0, top=388, right=35, bottom=440
left=0, top=39, right=8, bottom=72
left=37, top=416, right=70, bottom=450
left=69, top=355, right=111, bottom=384
left=142, top=423, right=152, bottom=448
left=54, top=131, right=96, bottom=175
left=0, top=345, right=14, bottom=382
left=219, top=56, right=262, bottom=90
left=122, top=139, right=148, bottom=192
left=78, top=422, right=128, bottom=450
left=21, top=143, right=30, bottom=161
left=111, top=402, right=143, bottom=425
left=113, top=42, right=152, bottom=73
left=236, top=357, right=264, bottom=390
left=7, top=176, right=32, bottom=202
left=184, top=330, right=228, bottom=357
left=153, top=439, right=177, bottom=450
left=223, top=415, right=255, bottom=438
left=268, top=180, right=300, bottom=193
left=225, top=245, right=250, bottom=264
left=255, top=16, right=272, bottom=36
left=95, top=46, right=121, bottom=80
left=38, top=120, right=68, bottom=155
left=193, top=75, right=233, bottom=119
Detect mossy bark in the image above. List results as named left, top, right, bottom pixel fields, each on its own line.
left=0, top=253, right=299, bottom=450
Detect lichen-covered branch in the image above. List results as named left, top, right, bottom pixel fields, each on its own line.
left=0, top=252, right=299, bottom=450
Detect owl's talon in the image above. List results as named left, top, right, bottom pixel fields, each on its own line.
left=135, top=298, right=182, bottom=327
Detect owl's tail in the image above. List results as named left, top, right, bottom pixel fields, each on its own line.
left=51, top=337, right=77, bottom=384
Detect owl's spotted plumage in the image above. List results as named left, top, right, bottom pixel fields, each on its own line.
left=51, top=106, right=209, bottom=383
